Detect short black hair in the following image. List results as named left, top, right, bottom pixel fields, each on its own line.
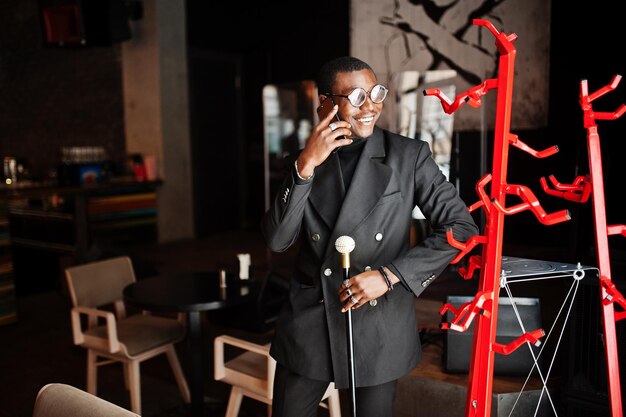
left=315, top=56, right=375, bottom=94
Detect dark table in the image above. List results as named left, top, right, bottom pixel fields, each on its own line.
left=123, top=271, right=258, bottom=417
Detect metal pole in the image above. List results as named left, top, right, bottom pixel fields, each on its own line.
left=343, top=266, right=357, bottom=417
left=336, top=235, right=357, bottom=417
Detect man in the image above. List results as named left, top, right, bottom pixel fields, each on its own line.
left=261, top=56, right=478, bottom=417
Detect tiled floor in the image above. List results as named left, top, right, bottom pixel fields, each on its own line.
left=0, top=288, right=279, bottom=417
left=0, top=230, right=277, bottom=417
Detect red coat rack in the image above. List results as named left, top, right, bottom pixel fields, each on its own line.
left=541, top=75, right=625, bottom=417
left=425, top=19, right=570, bottom=417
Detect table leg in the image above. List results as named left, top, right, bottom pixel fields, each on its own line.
left=187, top=311, right=205, bottom=417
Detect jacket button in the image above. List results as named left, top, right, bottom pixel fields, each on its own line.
left=375, top=232, right=383, bottom=241
left=324, top=268, right=332, bottom=277
left=312, top=233, right=320, bottom=241
left=421, top=274, right=435, bottom=287
left=369, top=299, right=378, bottom=307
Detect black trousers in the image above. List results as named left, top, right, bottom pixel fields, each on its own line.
left=272, top=363, right=398, bottom=417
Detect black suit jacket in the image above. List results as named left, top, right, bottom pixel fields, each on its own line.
left=261, top=127, right=478, bottom=388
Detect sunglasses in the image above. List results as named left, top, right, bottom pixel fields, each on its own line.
left=323, top=84, right=388, bottom=108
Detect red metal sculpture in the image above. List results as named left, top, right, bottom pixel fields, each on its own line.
left=425, top=19, right=570, bottom=417
left=541, top=75, right=625, bottom=417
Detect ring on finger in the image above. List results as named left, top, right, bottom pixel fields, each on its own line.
left=343, top=279, right=351, bottom=288
left=346, top=288, right=352, bottom=296
left=329, top=122, right=338, bottom=132
left=350, top=295, right=359, bottom=304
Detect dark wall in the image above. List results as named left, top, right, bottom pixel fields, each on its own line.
left=186, top=1, right=350, bottom=82
left=0, top=0, right=127, bottom=181
left=185, top=0, right=350, bottom=230
left=3, top=0, right=625, bottom=258
left=548, top=0, right=626, bottom=233
left=0, top=0, right=350, bottom=235
left=514, top=1, right=626, bottom=264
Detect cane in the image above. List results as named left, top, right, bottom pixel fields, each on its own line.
left=335, top=235, right=357, bottom=417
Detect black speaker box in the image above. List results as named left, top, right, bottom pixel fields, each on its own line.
left=39, top=0, right=131, bottom=47
left=443, top=295, right=542, bottom=376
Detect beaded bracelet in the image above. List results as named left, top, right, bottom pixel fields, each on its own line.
left=294, top=160, right=313, bottom=181
left=378, top=266, right=394, bottom=292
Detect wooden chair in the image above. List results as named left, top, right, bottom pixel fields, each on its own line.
left=32, top=383, right=141, bottom=417
left=214, top=334, right=342, bottom=417
left=64, top=256, right=190, bottom=414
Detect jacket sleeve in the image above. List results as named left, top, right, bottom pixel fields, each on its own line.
left=261, top=158, right=314, bottom=253
left=387, top=142, right=479, bottom=298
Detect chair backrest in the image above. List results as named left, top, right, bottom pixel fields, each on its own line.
left=214, top=335, right=341, bottom=415
left=65, top=256, right=136, bottom=308
left=214, top=335, right=275, bottom=398
left=32, top=383, right=140, bottom=417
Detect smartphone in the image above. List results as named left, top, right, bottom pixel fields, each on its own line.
left=316, top=97, right=346, bottom=139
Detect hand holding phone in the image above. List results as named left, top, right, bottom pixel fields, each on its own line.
left=316, top=97, right=346, bottom=140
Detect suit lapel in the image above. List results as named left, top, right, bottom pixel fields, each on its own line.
left=324, top=128, right=392, bottom=260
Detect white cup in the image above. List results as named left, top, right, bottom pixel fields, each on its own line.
left=237, top=253, right=251, bottom=280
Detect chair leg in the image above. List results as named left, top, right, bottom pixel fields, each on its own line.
left=123, top=361, right=130, bottom=390
left=126, top=360, right=142, bottom=415
left=86, top=350, right=98, bottom=395
left=225, top=386, right=244, bottom=417
left=166, top=345, right=190, bottom=403
left=326, top=390, right=342, bottom=417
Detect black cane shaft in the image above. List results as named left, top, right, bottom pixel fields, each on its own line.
left=343, top=266, right=357, bottom=417
left=346, top=308, right=357, bottom=417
